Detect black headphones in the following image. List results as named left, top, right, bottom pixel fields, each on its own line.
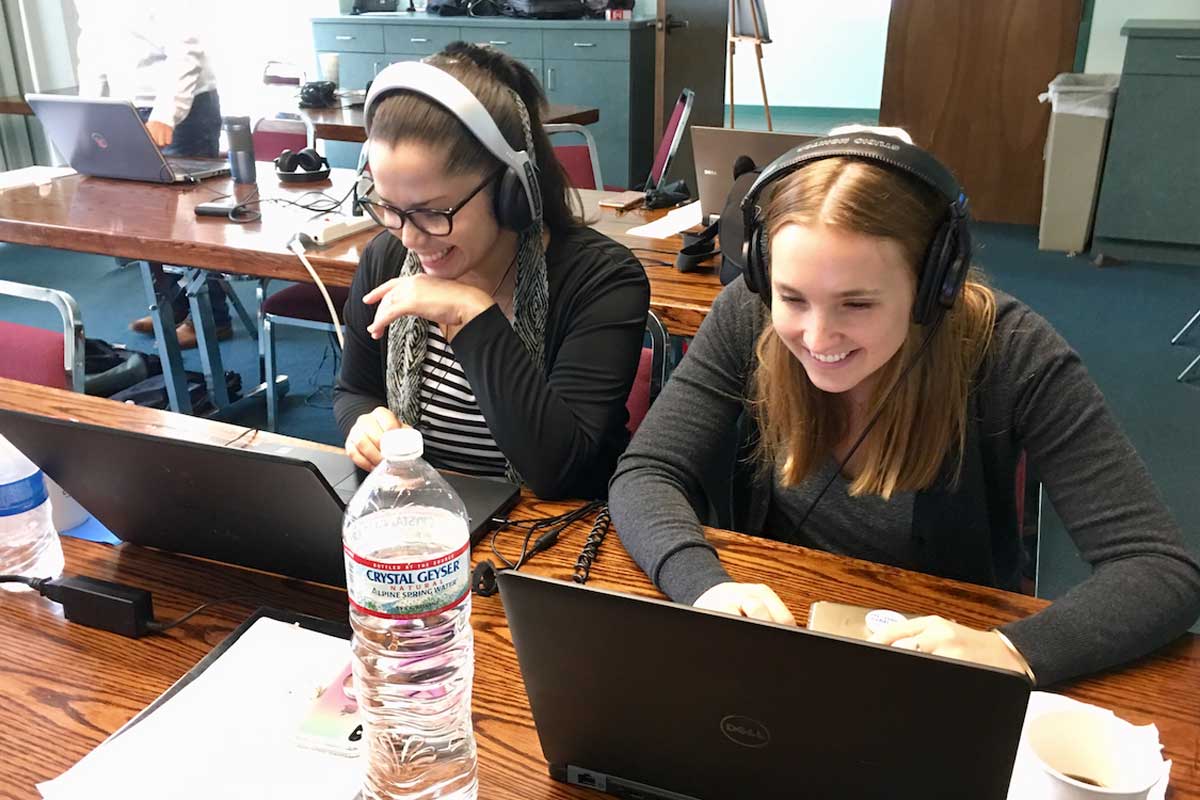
left=274, top=147, right=331, bottom=183
left=740, top=133, right=972, bottom=325
left=362, top=60, right=541, bottom=232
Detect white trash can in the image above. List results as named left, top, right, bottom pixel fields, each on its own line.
left=1037, top=73, right=1120, bottom=254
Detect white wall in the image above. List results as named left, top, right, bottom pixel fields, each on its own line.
left=1084, top=0, right=1200, bottom=73
left=727, top=0, right=890, bottom=110
left=195, top=0, right=342, bottom=117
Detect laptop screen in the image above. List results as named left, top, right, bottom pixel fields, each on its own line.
left=646, top=88, right=695, bottom=191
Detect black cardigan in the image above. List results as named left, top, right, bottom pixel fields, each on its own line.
left=335, top=225, right=650, bottom=499
left=610, top=278, right=1200, bottom=686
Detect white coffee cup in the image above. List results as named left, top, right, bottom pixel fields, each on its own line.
left=1025, top=709, right=1162, bottom=799
left=318, top=52, right=340, bottom=89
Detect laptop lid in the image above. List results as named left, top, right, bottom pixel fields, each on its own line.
left=25, top=95, right=228, bottom=184
left=645, top=88, right=695, bottom=192
left=0, top=409, right=519, bottom=587
left=498, top=571, right=1031, bottom=800
left=692, top=125, right=819, bottom=222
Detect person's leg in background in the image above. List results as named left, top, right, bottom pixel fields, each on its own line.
left=129, top=89, right=232, bottom=347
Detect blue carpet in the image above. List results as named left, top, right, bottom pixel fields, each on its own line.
left=0, top=242, right=344, bottom=447
left=724, top=104, right=880, bottom=134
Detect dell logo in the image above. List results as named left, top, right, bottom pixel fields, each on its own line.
left=91, top=132, right=108, bottom=149
left=720, top=715, right=771, bottom=748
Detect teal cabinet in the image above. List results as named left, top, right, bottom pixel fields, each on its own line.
left=311, top=15, right=654, bottom=186
left=1092, top=21, right=1200, bottom=265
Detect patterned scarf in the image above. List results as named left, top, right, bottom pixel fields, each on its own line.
left=384, top=89, right=548, bottom=485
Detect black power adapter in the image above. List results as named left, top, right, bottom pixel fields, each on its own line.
left=31, top=575, right=155, bottom=638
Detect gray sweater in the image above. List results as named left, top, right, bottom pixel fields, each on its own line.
left=610, top=279, right=1200, bottom=687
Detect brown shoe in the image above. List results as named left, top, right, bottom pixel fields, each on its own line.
left=130, top=315, right=155, bottom=334
left=175, top=319, right=233, bottom=350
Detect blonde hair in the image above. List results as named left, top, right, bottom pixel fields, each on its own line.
left=750, top=157, right=996, bottom=499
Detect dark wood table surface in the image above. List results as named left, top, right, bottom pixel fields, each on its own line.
left=0, top=377, right=1197, bottom=799
left=0, top=90, right=598, bottom=142
left=0, top=168, right=721, bottom=336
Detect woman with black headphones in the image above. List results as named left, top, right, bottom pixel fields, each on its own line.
left=609, top=127, right=1200, bottom=686
left=333, top=43, right=649, bottom=500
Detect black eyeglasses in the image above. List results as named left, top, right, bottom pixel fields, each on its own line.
left=356, top=168, right=501, bottom=236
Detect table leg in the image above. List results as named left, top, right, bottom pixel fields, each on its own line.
left=140, top=262, right=191, bottom=414
left=185, top=269, right=231, bottom=409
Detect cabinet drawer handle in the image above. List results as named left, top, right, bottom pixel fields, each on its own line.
left=573, top=42, right=596, bottom=47
left=488, top=40, right=510, bottom=46
left=411, top=37, right=429, bottom=43
left=547, top=66, right=556, bottom=91
left=335, top=35, right=354, bottom=41
left=1176, top=54, right=1200, bottom=61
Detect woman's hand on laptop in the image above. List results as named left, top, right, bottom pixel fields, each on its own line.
left=146, top=121, right=174, bottom=148
left=345, top=406, right=403, bottom=470
left=694, top=582, right=796, bottom=625
left=868, top=615, right=1030, bottom=675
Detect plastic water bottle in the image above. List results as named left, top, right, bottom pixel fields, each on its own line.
left=0, top=434, right=63, bottom=592
left=342, top=428, right=477, bottom=800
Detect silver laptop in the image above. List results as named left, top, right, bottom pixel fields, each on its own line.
left=693, top=125, right=819, bottom=222
left=25, top=94, right=230, bottom=184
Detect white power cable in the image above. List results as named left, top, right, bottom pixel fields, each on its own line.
left=287, top=237, right=345, bottom=350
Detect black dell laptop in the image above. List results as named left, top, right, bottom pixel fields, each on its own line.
left=498, top=571, right=1032, bottom=800
left=0, top=409, right=519, bottom=587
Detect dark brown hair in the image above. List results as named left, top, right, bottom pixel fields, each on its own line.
left=366, top=42, right=579, bottom=234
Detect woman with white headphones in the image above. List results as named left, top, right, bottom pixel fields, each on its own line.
left=609, top=127, right=1200, bottom=686
left=334, top=43, right=649, bottom=500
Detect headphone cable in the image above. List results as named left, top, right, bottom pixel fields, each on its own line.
left=791, top=311, right=947, bottom=538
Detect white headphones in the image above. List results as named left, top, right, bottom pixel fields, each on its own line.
left=363, top=60, right=542, bottom=230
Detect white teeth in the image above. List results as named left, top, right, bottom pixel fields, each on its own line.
left=420, top=247, right=450, bottom=262
left=810, top=350, right=850, bottom=363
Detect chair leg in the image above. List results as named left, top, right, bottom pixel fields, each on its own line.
left=1177, top=351, right=1200, bottom=383
left=264, top=316, right=279, bottom=432
left=1170, top=306, right=1200, bottom=345
left=217, top=278, right=258, bottom=340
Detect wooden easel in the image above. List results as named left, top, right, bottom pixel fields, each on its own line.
left=728, top=0, right=772, bottom=130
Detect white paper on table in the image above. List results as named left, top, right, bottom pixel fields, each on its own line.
left=624, top=200, right=703, bottom=239
left=37, top=616, right=362, bottom=800
left=1006, top=691, right=1171, bottom=799
left=0, top=166, right=75, bottom=191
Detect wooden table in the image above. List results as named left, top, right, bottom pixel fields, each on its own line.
left=0, top=377, right=1197, bottom=799
left=0, top=171, right=721, bottom=337
left=0, top=89, right=598, bottom=143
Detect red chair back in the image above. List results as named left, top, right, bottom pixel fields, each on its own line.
left=0, top=321, right=68, bottom=390
left=554, top=144, right=598, bottom=190
left=625, top=347, right=655, bottom=434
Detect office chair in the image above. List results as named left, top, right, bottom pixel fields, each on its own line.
left=0, top=279, right=85, bottom=392
left=625, top=310, right=671, bottom=434
left=261, top=283, right=349, bottom=431
left=546, top=123, right=607, bottom=191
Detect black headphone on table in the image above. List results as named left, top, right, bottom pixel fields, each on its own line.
left=274, top=147, right=331, bottom=183
left=740, top=133, right=973, bottom=325
left=361, top=59, right=542, bottom=232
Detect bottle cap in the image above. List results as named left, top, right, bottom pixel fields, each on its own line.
left=865, top=609, right=906, bottom=635
left=380, top=427, right=423, bottom=461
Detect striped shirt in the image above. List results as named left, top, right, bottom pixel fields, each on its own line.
left=416, top=323, right=508, bottom=478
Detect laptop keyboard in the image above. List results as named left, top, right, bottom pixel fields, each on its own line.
left=167, top=157, right=229, bottom=177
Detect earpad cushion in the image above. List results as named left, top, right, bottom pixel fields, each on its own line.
left=494, top=169, right=533, bottom=232
left=914, top=223, right=952, bottom=324
left=275, top=149, right=297, bottom=172
left=295, top=148, right=325, bottom=172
